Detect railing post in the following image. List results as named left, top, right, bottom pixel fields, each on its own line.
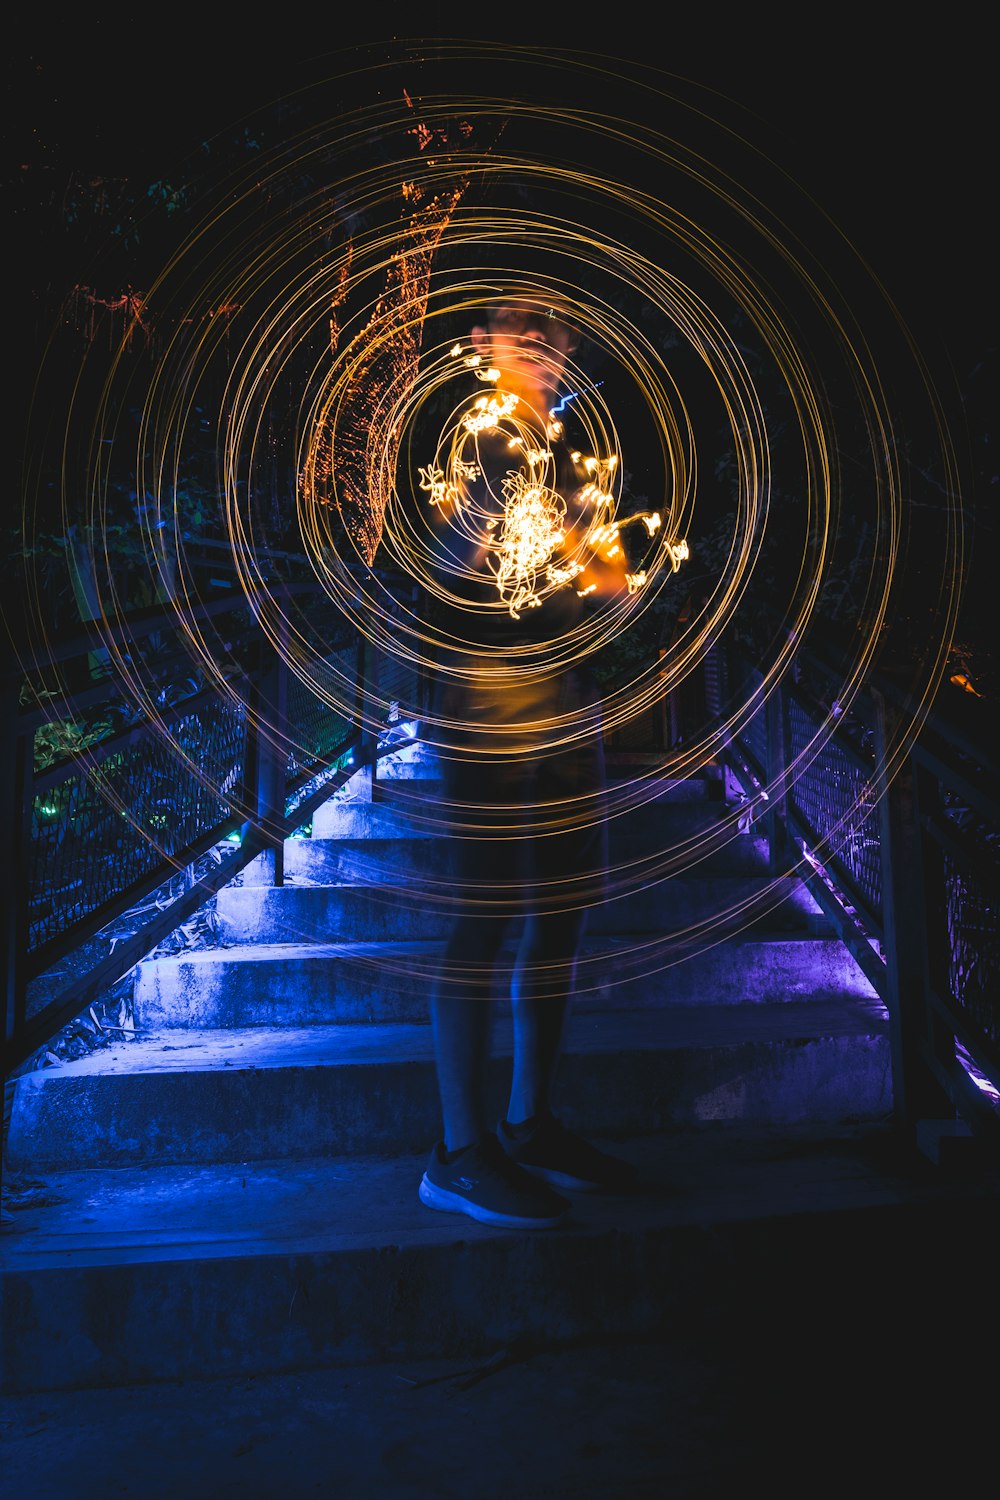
left=873, top=687, right=954, bottom=1143
left=764, top=680, right=791, bottom=874
left=1, top=672, right=31, bottom=1198
left=703, top=632, right=741, bottom=802
left=411, top=580, right=429, bottom=719
left=2, top=679, right=31, bottom=1053
left=663, top=593, right=699, bottom=756
left=353, top=628, right=378, bottom=802
left=1, top=675, right=23, bottom=1061
left=244, top=635, right=288, bottom=888
left=239, top=663, right=262, bottom=854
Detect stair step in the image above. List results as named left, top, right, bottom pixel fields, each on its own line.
left=284, top=822, right=776, bottom=885
left=369, top=772, right=717, bottom=805
left=7, top=755, right=940, bottom=1402
left=310, top=774, right=716, bottom=840
left=4, top=1118, right=997, bottom=1394
left=6, top=1000, right=891, bottom=1171
left=133, top=933, right=878, bottom=1029
left=214, top=875, right=830, bottom=946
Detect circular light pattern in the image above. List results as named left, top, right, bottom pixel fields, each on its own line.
left=20, top=41, right=964, bottom=986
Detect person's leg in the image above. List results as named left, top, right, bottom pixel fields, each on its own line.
left=504, top=684, right=609, bottom=1129
left=428, top=731, right=516, bottom=1153
left=499, top=887, right=639, bottom=1193
left=430, top=908, right=505, bottom=1152
left=418, top=675, right=574, bottom=1227
left=506, top=905, right=589, bottom=1124
left=421, top=771, right=573, bottom=1227
left=503, top=726, right=605, bottom=1128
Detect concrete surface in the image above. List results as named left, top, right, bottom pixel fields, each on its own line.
left=3, top=1205, right=998, bottom=1498
left=213, top=874, right=825, bottom=945
left=132, top=932, right=876, bottom=1029
left=5, top=1121, right=999, bottom=1396
left=8, top=767, right=992, bottom=1491
left=6, top=1005, right=892, bottom=1170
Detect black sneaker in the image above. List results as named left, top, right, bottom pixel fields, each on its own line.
left=418, top=1131, right=571, bottom=1229
left=497, top=1113, right=640, bottom=1193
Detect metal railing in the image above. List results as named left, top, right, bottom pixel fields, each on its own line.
left=4, top=565, right=997, bottom=1176
left=706, top=632, right=1000, bottom=1160
left=1, top=568, right=425, bottom=1091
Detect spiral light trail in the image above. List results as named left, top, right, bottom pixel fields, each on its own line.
left=18, top=42, right=964, bottom=987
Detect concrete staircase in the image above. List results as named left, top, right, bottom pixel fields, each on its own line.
left=4, top=760, right=996, bottom=1396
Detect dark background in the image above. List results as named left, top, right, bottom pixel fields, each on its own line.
left=8, top=12, right=991, bottom=347
left=7, top=10, right=995, bottom=686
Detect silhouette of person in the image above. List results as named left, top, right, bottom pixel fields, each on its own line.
left=415, top=288, right=641, bottom=1228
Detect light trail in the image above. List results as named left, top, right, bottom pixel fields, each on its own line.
left=16, top=41, right=965, bottom=977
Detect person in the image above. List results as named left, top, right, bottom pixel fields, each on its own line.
left=414, top=287, right=642, bottom=1229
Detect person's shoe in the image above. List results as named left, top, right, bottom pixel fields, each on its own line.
left=418, top=1131, right=571, bottom=1229
left=497, top=1112, right=640, bottom=1193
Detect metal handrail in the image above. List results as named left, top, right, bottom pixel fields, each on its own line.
left=1, top=570, right=415, bottom=1087
left=6, top=570, right=996, bottom=1178
left=710, top=631, right=1000, bottom=1158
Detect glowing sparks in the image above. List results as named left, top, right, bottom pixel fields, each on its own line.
left=587, top=522, right=620, bottom=558
left=577, top=483, right=613, bottom=516
left=490, top=470, right=567, bottom=618
left=22, top=39, right=964, bottom=1005
left=417, top=345, right=689, bottom=620
left=547, top=561, right=585, bottom=586
left=418, top=464, right=458, bottom=507
left=301, top=170, right=470, bottom=564
left=463, top=391, right=519, bottom=433
left=582, top=455, right=617, bottom=489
